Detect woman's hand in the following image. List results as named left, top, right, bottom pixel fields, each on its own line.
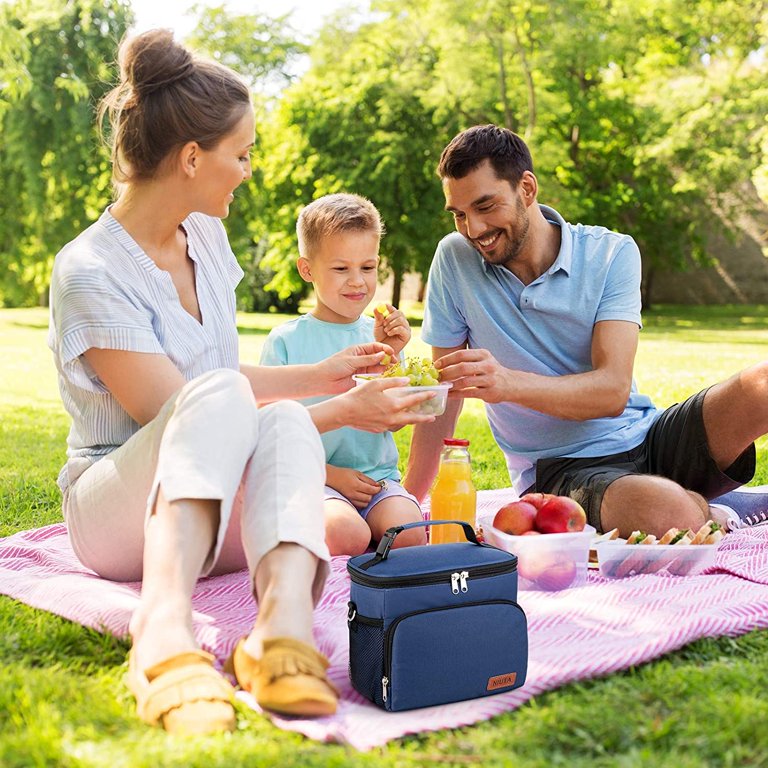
left=341, top=377, right=436, bottom=432
left=326, top=466, right=381, bottom=509
left=308, top=376, right=437, bottom=434
left=317, top=342, right=395, bottom=394
left=374, top=303, right=411, bottom=358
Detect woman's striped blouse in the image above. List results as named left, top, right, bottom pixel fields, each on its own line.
left=48, top=207, right=244, bottom=491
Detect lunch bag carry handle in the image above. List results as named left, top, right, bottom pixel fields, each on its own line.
left=359, top=520, right=481, bottom=571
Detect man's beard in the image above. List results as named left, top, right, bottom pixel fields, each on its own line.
left=475, top=198, right=530, bottom=267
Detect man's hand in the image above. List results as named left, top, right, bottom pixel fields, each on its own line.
left=317, top=342, right=395, bottom=394
left=435, top=348, right=510, bottom=403
left=326, top=465, right=381, bottom=509
left=374, top=303, right=411, bottom=358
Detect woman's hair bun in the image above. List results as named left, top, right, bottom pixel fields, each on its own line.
left=120, top=28, right=195, bottom=97
left=100, top=28, right=251, bottom=184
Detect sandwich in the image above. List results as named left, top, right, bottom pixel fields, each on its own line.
left=642, top=527, right=691, bottom=574
left=589, top=527, right=619, bottom=565
left=611, top=531, right=658, bottom=577
left=667, top=522, right=722, bottom=575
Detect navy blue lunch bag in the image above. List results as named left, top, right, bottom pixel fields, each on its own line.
left=346, top=520, right=528, bottom=711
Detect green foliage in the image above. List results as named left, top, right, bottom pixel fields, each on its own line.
left=0, top=0, right=766, bottom=309
left=187, top=4, right=307, bottom=92
left=187, top=7, right=311, bottom=312
left=258, top=16, right=452, bottom=303
left=0, top=0, right=132, bottom=308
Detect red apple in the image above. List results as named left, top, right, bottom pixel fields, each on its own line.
left=516, top=551, right=542, bottom=583
left=536, top=559, right=578, bottom=591
left=534, top=496, right=587, bottom=534
left=518, top=552, right=577, bottom=590
left=519, top=492, right=556, bottom=510
left=493, top=501, right=537, bottom=536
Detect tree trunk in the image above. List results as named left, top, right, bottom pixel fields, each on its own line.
left=569, top=123, right=580, bottom=164
left=417, top=274, right=426, bottom=303
left=392, top=265, right=403, bottom=308
left=642, top=267, right=654, bottom=311
left=496, top=37, right=515, bottom=132
left=509, top=21, right=536, bottom=139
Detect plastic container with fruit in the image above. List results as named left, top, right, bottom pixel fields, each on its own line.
left=476, top=493, right=594, bottom=591
left=352, top=356, right=452, bottom=416
left=479, top=512, right=595, bottom=591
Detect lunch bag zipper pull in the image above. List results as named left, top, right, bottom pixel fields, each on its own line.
left=460, top=570, right=469, bottom=592
left=450, top=572, right=460, bottom=594
left=382, top=675, right=389, bottom=703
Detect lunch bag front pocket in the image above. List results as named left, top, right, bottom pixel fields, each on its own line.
left=384, top=599, right=527, bottom=711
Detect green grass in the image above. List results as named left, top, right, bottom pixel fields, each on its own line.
left=1, top=305, right=767, bottom=767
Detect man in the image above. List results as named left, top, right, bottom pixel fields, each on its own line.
left=404, top=124, right=766, bottom=536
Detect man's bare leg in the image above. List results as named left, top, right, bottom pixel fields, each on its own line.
left=702, top=363, right=768, bottom=472
left=600, top=474, right=709, bottom=538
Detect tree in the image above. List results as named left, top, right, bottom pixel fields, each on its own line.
left=0, top=0, right=132, bottom=307
left=187, top=4, right=307, bottom=92
left=187, top=6, right=309, bottom=311
left=407, top=0, right=767, bottom=305
left=258, top=10, right=452, bottom=305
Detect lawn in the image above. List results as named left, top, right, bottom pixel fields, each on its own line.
left=1, top=304, right=767, bottom=767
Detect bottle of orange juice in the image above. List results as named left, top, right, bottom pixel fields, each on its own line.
left=429, top=438, right=477, bottom=545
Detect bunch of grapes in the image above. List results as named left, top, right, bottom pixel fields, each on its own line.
left=382, top=357, right=440, bottom=386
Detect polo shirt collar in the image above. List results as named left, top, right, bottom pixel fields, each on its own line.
left=541, top=204, right=572, bottom=277
left=480, top=204, right=572, bottom=277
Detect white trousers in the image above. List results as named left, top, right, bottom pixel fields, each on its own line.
left=62, top=369, right=330, bottom=591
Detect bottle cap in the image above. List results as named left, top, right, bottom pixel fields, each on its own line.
left=443, top=438, right=470, bottom=446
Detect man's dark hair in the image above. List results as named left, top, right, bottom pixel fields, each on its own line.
left=437, top=124, right=534, bottom=188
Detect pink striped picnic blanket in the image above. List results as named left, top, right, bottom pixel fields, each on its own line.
left=1, top=488, right=768, bottom=750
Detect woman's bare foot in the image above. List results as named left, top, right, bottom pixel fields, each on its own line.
left=241, top=542, right=319, bottom=659
left=129, top=602, right=199, bottom=672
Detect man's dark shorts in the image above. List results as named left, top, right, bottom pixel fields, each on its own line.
left=533, top=387, right=756, bottom=532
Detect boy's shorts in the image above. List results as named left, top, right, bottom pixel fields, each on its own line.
left=324, top=479, right=420, bottom=520
left=533, top=387, right=756, bottom=532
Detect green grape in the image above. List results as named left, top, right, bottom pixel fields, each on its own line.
left=382, top=356, right=441, bottom=386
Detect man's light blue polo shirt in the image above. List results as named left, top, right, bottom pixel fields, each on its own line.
left=422, top=204, right=658, bottom=493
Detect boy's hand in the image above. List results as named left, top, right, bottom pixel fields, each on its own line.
left=318, top=342, right=395, bottom=393
left=326, top=466, right=382, bottom=509
left=374, top=303, right=411, bottom=357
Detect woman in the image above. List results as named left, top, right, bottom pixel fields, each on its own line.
left=47, top=29, right=434, bottom=735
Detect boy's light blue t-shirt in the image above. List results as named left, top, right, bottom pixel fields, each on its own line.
left=260, top=314, right=400, bottom=482
left=422, top=204, right=658, bottom=494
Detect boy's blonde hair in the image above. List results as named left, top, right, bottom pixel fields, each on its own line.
left=297, top=193, right=385, bottom=258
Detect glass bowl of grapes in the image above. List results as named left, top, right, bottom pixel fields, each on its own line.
left=353, top=357, right=452, bottom=415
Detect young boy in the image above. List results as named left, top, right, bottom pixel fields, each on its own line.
left=260, top=193, right=426, bottom=555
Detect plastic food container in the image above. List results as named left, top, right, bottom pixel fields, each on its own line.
left=477, top=511, right=595, bottom=591
left=595, top=540, right=718, bottom=578
left=352, top=374, right=452, bottom=416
